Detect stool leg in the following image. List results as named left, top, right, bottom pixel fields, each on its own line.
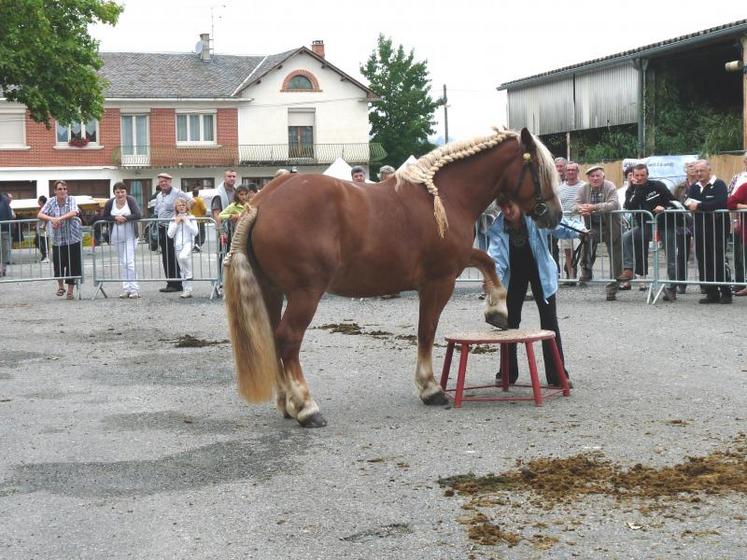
left=525, top=341, right=544, bottom=407
left=548, top=337, right=571, bottom=396
left=454, top=343, right=470, bottom=408
left=439, top=342, right=455, bottom=390
left=500, top=343, right=510, bottom=392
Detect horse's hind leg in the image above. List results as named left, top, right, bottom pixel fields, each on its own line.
left=416, top=279, right=455, bottom=406
left=468, top=248, right=508, bottom=329
left=257, top=277, right=291, bottom=418
left=275, top=288, right=327, bottom=428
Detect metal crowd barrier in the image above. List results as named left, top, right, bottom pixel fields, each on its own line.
left=651, top=209, right=746, bottom=302
left=90, top=217, right=221, bottom=299
left=0, top=218, right=84, bottom=297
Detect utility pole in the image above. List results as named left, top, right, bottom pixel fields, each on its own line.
left=442, top=84, right=449, bottom=144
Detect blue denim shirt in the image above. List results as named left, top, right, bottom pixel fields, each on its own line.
left=487, top=214, right=582, bottom=302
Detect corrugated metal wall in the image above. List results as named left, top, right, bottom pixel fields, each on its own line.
left=507, top=62, right=638, bottom=135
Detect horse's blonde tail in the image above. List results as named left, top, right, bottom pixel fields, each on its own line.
left=223, top=207, right=279, bottom=403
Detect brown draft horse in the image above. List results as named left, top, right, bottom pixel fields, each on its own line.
left=224, top=128, right=561, bottom=427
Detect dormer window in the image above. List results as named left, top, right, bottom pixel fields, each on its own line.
left=281, top=70, right=320, bottom=92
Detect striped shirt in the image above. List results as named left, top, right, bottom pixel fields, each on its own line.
left=558, top=181, right=584, bottom=212
left=40, top=196, right=82, bottom=245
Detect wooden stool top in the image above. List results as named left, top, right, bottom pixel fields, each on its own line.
left=445, top=329, right=556, bottom=345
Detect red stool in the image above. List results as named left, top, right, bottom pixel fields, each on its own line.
left=439, top=329, right=571, bottom=407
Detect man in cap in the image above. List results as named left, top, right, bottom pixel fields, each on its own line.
left=154, top=172, right=191, bottom=293
left=572, top=166, right=622, bottom=300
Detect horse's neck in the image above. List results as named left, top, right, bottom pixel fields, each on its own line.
left=439, top=150, right=510, bottom=220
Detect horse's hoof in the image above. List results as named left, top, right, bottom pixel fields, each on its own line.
left=299, top=412, right=327, bottom=428
left=422, top=391, right=449, bottom=406
left=485, top=311, right=508, bottom=330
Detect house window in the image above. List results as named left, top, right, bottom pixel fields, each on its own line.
left=288, top=75, right=313, bottom=90
left=288, top=110, right=315, bottom=159
left=281, top=70, right=320, bottom=92
left=121, top=114, right=149, bottom=156
left=0, top=113, right=26, bottom=148
left=176, top=113, right=215, bottom=144
left=56, top=119, right=98, bottom=145
left=181, top=178, right=215, bottom=191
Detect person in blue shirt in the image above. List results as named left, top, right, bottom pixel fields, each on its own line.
left=487, top=195, right=584, bottom=386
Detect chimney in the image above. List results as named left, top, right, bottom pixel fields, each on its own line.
left=199, top=33, right=211, bottom=62
left=311, top=40, right=325, bottom=58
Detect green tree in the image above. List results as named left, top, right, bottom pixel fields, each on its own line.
left=0, top=0, right=122, bottom=126
left=361, top=34, right=439, bottom=170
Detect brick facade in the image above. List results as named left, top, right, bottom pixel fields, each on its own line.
left=0, top=106, right=240, bottom=169
left=0, top=109, right=120, bottom=167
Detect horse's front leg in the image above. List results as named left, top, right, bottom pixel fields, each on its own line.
left=416, top=279, right=455, bottom=406
left=275, top=288, right=327, bottom=428
left=468, top=248, right=508, bottom=329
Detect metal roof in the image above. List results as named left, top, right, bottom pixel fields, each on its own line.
left=498, top=19, right=747, bottom=91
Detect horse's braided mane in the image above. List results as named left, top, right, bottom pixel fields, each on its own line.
left=394, top=127, right=520, bottom=238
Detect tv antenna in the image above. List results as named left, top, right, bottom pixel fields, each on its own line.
left=211, top=3, right=227, bottom=52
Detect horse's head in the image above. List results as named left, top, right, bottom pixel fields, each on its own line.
left=507, top=128, right=562, bottom=229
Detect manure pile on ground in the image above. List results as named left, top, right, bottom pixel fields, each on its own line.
left=439, top=434, right=747, bottom=551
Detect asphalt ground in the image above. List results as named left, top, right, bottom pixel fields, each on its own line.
left=1, top=279, right=745, bottom=559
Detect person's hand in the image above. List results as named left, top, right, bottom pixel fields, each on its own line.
left=578, top=203, right=593, bottom=216
left=115, top=215, right=127, bottom=224
left=686, top=200, right=699, bottom=211
left=230, top=214, right=240, bottom=222
left=653, top=205, right=664, bottom=213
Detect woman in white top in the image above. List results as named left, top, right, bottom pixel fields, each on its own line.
left=167, top=197, right=199, bottom=298
left=103, top=182, right=142, bottom=298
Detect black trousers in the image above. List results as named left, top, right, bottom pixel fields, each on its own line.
left=158, top=226, right=182, bottom=289
left=694, top=224, right=730, bottom=298
left=501, top=247, right=567, bottom=385
left=52, top=242, right=82, bottom=286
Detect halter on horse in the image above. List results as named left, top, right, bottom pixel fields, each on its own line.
left=223, top=127, right=561, bottom=427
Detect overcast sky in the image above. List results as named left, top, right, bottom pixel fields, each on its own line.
left=90, top=0, right=747, bottom=141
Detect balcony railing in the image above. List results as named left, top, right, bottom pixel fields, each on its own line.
left=112, top=143, right=386, bottom=168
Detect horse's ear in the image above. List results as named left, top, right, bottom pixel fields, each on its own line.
left=520, top=128, right=535, bottom=152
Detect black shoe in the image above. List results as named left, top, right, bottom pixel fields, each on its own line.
left=720, top=295, right=733, bottom=304
left=698, top=297, right=720, bottom=304
left=662, top=287, right=676, bottom=302
left=159, top=286, right=181, bottom=293
left=495, top=371, right=518, bottom=385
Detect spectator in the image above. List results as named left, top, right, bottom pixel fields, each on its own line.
left=556, top=160, right=583, bottom=283
left=190, top=187, right=207, bottom=252
left=167, top=198, right=199, bottom=299
left=617, top=164, right=674, bottom=291
left=246, top=182, right=259, bottom=202
left=573, top=166, right=622, bottom=300
left=154, top=172, right=190, bottom=293
left=103, top=182, right=142, bottom=299
left=727, top=176, right=747, bottom=296
left=378, top=165, right=396, bottom=181
left=147, top=185, right=162, bottom=217
left=218, top=185, right=251, bottom=225
left=35, top=195, right=49, bottom=263
left=554, top=157, right=567, bottom=182
left=0, top=191, right=12, bottom=276
left=727, top=151, right=747, bottom=195
left=486, top=195, right=584, bottom=387
left=351, top=166, right=367, bottom=183
left=212, top=169, right=238, bottom=231
left=37, top=181, right=82, bottom=299
left=668, top=161, right=698, bottom=295
left=686, top=160, right=731, bottom=304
